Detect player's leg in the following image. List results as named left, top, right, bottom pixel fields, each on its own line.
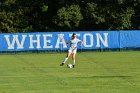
left=72, top=53, right=76, bottom=68
left=71, top=48, right=77, bottom=68
left=60, top=50, right=72, bottom=66
left=63, top=52, right=71, bottom=63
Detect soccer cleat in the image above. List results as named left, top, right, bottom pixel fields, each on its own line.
left=60, top=63, right=64, bottom=66
left=73, top=65, right=75, bottom=68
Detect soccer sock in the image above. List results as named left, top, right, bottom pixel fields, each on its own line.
left=63, top=57, right=68, bottom=63
left=73, top=59, right=75, bottom=65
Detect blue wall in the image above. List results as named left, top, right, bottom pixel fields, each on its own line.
left=0, top=31, right=140, bottom=51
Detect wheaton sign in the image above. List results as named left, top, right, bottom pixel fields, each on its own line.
left=1, top=31, right=139, bottom=51
left=1, top=32, right=109, bottom=51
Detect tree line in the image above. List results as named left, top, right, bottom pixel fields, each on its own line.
left=0, top=0, right=140, bottom=33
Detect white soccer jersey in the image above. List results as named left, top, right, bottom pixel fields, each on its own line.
left=69, top=38, right=81, bottom=48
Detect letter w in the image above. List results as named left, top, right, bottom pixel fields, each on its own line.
left=5, top=35, right=27, bottom=49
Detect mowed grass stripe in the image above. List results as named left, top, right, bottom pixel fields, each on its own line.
left=0, top=51, right=139, bottom=93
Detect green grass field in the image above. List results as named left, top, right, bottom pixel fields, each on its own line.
left=0, top=51, right=140, bottom=93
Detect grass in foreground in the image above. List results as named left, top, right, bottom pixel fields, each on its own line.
left=0, top=51, right=140, bottom=93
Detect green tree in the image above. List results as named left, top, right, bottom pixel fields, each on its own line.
left=0, top=10, right=32, bottom=33
left=54, top=5, right=83, bottom=30
left=0, top=0, right=140, bottom=32
left=116, top=7, right=134, bottom=30
left=80, top=2, right=135, bottom=30
left=0, top=0, right=33, bottom=32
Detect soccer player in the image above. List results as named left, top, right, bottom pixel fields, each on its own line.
left=60, top=33, right=83, bottom=68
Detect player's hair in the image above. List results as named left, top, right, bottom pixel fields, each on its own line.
left=72, top=33, right=76, bottom=36
left=71, top=33, right=76, bottom=39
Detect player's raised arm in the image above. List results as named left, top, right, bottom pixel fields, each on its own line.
left=77, top=39, right=83, bottom=46
left=66, top=40, right=70, bottom=44
left=80, top=41, right=83, bottom=46
left=62, top=40, right=70, bottom=46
